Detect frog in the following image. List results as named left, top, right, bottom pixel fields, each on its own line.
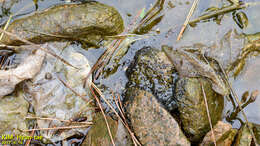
left=162, top=45, right=230, bottom=96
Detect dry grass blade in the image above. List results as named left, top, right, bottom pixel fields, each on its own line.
left=25, top=116, right=93, bottom=125
left=83, top=39, right=119, bottom=87
left=93, top=39, right=123, bottom=79
left=89, top=86, right=116, bottom=146
left=0, top=28, right=78, bottom=69
left=22, top=125, right=91, bottom=132
left=25, top=126, right=35, bottom=146
left=201, top=83, right=217, bottom=146
left=91, top=83, right=141, bottom=146
left=112, top=91, right=126, bottom=122
left=177, top=0, right=200, bottom=41
left=0, top=14, right=12, bottom=41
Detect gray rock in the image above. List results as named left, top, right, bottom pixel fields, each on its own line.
left=125, top=88, right=190, bottom=146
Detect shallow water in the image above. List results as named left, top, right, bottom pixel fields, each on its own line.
left=1, top=0, right=260, bottom=142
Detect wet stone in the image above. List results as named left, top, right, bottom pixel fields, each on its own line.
left=175, top=77, right=224, bottom=143
left=1, top=2, right=124, bottom=46
left=200, top=121, right=237, bottom=146
left=124, top=88, right=190, bottom=146
left=253, top=123, right=260, bottom=145
left=234, top=123, right=253, bottom=146
left=126, top=46, right=179, bottom=112
left=82, top=112, right=132, bottom=146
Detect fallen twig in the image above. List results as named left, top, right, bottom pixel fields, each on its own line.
left=0, top=14, right=12, bottom=41
left=25, top=116, right=93, bottom=125
left=112, top=91, right=126, bottom=122
left=91, top=83, right=141, bottom=146
left=201, top=83, right=217, bottom=146
left=22, top=125, right=91, bottom=132
left=177, top=0, right=200, bottom=41
left=89, top=86, right=116, bottom=146
left=25, top=126, right=35, bottom=146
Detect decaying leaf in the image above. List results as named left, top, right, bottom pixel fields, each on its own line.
left=0, top=48, right=45, bottom=98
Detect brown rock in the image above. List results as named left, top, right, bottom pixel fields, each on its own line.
left=125, top=88, right=190, bottom=146
left=200, top=121, right=237, bottom=146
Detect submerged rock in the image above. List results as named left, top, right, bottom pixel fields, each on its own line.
left=1, top=2, right=124, bottom=46
left=83, top=113, right=118, bottom=146
left=124, top=88, right=190, bottom=146
left=175, top=77, right=224, bottom=143
left=82, top=112, right=132, bottom=146
left=233, top=123, right=260, bottom=145
left=23, top=42, right=93, bottom=143
left=234, top=123, right=253, bottom=146
left=126, top=46, right=178, bottom=112
left=200, top=121, right=237, bottom=146
left=253, top=123, right=260, bottom=145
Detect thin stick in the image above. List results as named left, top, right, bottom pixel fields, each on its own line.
left=112, top=91, right=126, bottom=122
left=22, top=125, right=91, bottom=132
left=0, top=14, right=13, bottom=41
left=201, top=83, right=217, bottom=146
left=89, top=87, right=115, bottom=146
left=177, top=0, right=200, bottom=41
left=25, top=116, right=93, bottom=125
left=25, top=126, right=35, bottom=146
left=92, top=83, right=140, bottom=146
left=83, top=40, right=118, bottom=87
left=117, top=93, right=125, bottom=115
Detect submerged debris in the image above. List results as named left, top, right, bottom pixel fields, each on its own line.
left=23, top=42, right=93, bottom=143
left=0, top=48, right=45, bottom=98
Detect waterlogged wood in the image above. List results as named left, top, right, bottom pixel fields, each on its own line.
left=0, top=2, right=124, bottom=46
